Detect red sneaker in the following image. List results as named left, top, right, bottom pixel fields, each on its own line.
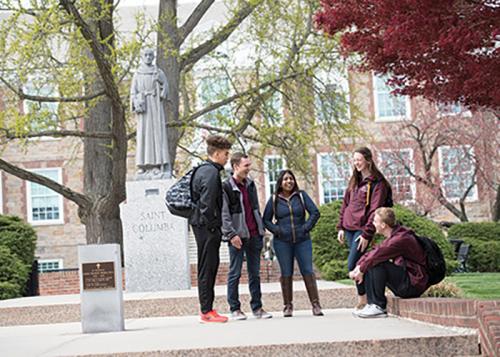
left=200, top=310, right=228, bottom=323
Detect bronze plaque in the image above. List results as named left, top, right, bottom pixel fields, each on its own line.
left=82, top=261, right=116, bottom=290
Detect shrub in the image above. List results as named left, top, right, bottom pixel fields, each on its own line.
left=422, top=281, right=463, bottom=298
left=0, top=215, right=37, bottom=266
left=448, top=222, right=500, bottom=272
left=0, top=246, right=29, bottom=299
left=0, top=215, right=37, bottom=299
left=461, top=239, right=500, bottom=272
left=311, top=203, right=456, bottom=280
left=448, top=222, right=500, bottom=242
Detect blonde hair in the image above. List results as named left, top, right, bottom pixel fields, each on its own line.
left=375, top=207, right=396, bottom=228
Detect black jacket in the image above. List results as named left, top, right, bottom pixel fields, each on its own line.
left=189, top=160, right=224, bottom=230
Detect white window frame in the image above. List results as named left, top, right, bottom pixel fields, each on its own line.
left=373, top=74, right=411, bottom=122
left=315, top=68, right=351, bottom=124
left=438, top=145, right=478, bottom=202
left=23, top=75, right=60, bottom=141
left=26, top=168, right=64, bottom=225
left=38, top=259, right=64, bottom=273
left=196, top=74, right=233, bottom=127
left=262, top=91, right=284, bottom=127
left=316, top=152, right=351, bottom=205
left=264, top=155, right=285, bottom=200
left=377, top=149, right=416, bottom=204
left=436, top=102, right=472, bottom=118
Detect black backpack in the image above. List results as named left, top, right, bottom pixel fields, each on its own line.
left=165, top=163, right=207, bottom=218
left=414, top=235, right=446, bottom=285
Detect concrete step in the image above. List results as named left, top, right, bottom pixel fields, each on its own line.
left=0, top=309, right=479, bottom=357
left=0, top=281, right=357, bottom=326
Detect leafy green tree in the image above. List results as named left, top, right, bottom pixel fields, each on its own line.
left=0, top=0, right=356, bottom=245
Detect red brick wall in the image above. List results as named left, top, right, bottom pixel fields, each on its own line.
left=388, top=296, right=499, bottom=356
left=38, top=270, right=80, bottom=296
left=38, top=259, right=283, bottom=296
left=477, top=301, right=500, bottom=357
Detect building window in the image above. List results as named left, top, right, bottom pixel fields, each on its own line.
left=317, top=152, right=351, bottom=204
left=373, top=74, right=410, bottom=121
left=315, top=69, right=351, bottom=124
left=378, top=149, right=415, bottom=202
left=27, top=168, right=64, bottom=225
left=197, top=75, right=233, bottom=127
left=23, top=77, right=59, bottom=133
left=262, top=91, right=283, bottom=126
left=38, top=259, right=63, bottom=273
left=438, top=146, right=478, bottom=201
left=264, top=155, right=284, bottom=199
left=437, top=102, right=471, bottom=117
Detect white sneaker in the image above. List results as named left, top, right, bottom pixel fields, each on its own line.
left=231, top=310, right=248, bottom=320
left=357, top=304, right=387, bottom=318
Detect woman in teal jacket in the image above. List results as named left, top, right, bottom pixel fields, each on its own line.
left=263, top=169, right=322, bottom=317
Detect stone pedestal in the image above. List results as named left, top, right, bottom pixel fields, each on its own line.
left=78, top=243, right=124, bottom=333
left=121, top=179, right=191, bottom=292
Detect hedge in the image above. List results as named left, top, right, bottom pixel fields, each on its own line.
left=0, top=246, right=29, bottom=300
left=448, top=222, right=500, bottom=272
left=0, top=215, right=37, bottom=266
left=311, top=202, right=456, bottom=280
left=0, top=215, right=37, bottom=299
left=448, top=222, right=500, bottom=242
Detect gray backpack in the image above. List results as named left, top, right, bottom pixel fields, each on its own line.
left=165, top=164, right=207, bottom=218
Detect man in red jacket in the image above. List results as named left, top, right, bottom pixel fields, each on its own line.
left=349, top=207, right=429, bottom=318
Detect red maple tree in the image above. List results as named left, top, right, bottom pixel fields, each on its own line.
left=315, top=0, right=500, bottom=116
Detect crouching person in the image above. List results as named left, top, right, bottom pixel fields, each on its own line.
left=349, top=207, right=429, bottom=318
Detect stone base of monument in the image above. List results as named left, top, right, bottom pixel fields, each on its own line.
left=121, top=179, right=191, bottom=292
left=78, top=243, right=124, bottom=333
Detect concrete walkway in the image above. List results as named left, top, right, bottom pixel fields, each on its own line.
left=0, top=309, right=476, bottom=357
left=0, top=281, right=349, bottom=308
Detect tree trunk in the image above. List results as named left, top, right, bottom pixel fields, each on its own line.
left=81, top=1, right=125, bottom=245
left=493, top=184, right=500, bottom=221
left=158, top=0, right=182, bottom=171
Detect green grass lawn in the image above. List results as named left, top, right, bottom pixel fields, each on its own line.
left=335, top=272, right=500, bottom=300
left=445, top=273, right=500, bottom=300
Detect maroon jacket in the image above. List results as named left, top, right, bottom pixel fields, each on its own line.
left=357, top=225, right=429, bottom=292
left=337, top=176, right=390, bottom=241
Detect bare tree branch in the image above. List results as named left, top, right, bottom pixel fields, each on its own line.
left=0, top=128, right=112, bottom=140
left=181, top=71, right=304, bottom=124
left=59, top=0, right=121, bottom=105
left=178, top=0, right=215, bottom=45
left=180, top=0, right=262, bottom=69
left=0, top=158, right=91, bottom=209
left=0, top=75, right=105, bottom=103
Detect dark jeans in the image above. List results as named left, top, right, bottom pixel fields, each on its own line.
left=227, top=235, right=264, bottom=312
left=273, top=238, right=314, bottom=277
left=363, top=261, right=422, bottom=309
left=192, top=225, right=222, bottom=314
left=346, top=229, right=366, bottom=296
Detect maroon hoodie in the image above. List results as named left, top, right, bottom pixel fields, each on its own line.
left=337, top=176, right=389, bottom=241
left=357, top=225, right=429, bottom=292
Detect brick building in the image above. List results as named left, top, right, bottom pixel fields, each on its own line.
left=0, top=2, right=497, bottom=293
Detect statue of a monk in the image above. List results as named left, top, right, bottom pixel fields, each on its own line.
left=130, top=48, right=171, bottom=180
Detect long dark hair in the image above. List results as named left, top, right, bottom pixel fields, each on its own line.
left=347, top=147, right=390, bottom=191
left=275, top=169, right=300, bottom=196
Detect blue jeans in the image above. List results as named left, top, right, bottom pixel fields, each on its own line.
left=273, top=239, right=314, bottom=277
left=227, top=235, right=264, bottom=312
left=345, top=229, right=366, bottom=295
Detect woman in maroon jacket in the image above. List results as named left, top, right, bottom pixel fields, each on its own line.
left=350, top=207, right=429, bottom=318
left=337, top=147, right=392, bottom=310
